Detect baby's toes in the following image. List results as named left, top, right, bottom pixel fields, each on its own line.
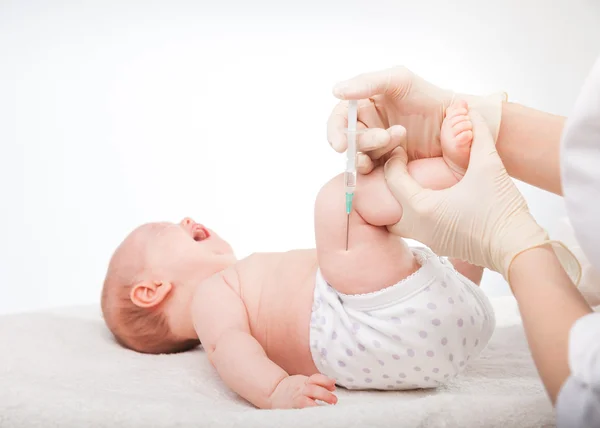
left=454, top=129, right=473, bottom=148
left=451, top=118, right=473, bottom=145
left=445, top=99, right=468, bottom=119
left=441, top=115, right=473, bottom=178
left=450, top=114, right=471, bottom=131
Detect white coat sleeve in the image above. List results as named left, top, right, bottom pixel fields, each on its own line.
left=560, top=53, right=600, bottom=427
left=562, top=55, right=600, bottom=277
left=556, top=312, right=600, bottom=427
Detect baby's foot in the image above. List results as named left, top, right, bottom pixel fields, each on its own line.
left=440, top=100, right=473, bottom=179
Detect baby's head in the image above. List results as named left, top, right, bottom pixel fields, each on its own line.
left=101, top=217, right=236, bottom=354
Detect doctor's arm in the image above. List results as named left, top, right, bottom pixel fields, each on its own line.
left=509, top=246, right=600, bottom=428
left=496, top=103, right=565, bottom=196
left=508, top=245, right=592, bottom=403
left=501, top=55, right=600, bottom=197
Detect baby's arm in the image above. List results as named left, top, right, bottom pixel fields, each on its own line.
left=315, top=160, right=483, bottom=295
left=192, top=267, right=286, bottom=409
left=192, top=266, right=337, bottom=409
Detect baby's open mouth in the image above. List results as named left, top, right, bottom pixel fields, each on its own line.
left=193, top=225, right=210, bottom=242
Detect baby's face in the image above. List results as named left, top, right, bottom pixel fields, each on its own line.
left=145, top=217, right=235, bottom=281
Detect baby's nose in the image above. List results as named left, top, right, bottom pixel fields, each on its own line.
left=181, top=217, right=196, bottom=227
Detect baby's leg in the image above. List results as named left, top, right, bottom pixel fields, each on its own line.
left=315, top=102, right=481, bottom=295
left=314, top=154, right=472, bottom=296
left=406, top=157, right=460, bottom=190
left=315, top=167, right=419, bottom=295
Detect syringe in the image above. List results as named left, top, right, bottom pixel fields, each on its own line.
left=344, top=100, right=358, bottom=251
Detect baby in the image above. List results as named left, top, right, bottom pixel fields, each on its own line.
left=101, top=100, right=494, bottom=409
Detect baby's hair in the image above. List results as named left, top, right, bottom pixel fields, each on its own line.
left=101, top=227, right=200, bottom=355
left=101, top=282, right=199, bottom=354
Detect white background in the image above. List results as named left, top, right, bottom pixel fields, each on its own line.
left=1, top=0, right=599, bottom=314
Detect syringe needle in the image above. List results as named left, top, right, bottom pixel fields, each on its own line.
left=344, top=100, right=357, bottom=253
left=345, top=214, right=350, bottom=251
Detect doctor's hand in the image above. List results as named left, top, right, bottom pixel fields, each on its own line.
left=383, top=111, right=550, bottom=280
left=327, top=66, right=506, bottom=174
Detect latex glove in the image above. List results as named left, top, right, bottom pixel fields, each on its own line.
left=383, top=111, right=581, bottom=284
left=327, top=66, right=507, bottom=174
left=269, top=374, right=338, bottom=409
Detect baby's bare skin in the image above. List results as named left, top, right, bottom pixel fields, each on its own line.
left=191, top=101, right=481, bottom=409
left=104, top=101, right=478, bottom=409
left=192, top=166, right=420, bottom=395
left=228, top=100, right=479, bottom=380
left=228, top=250, right=319, bottom=376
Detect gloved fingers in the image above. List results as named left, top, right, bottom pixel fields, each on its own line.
left=388, top=145, right=408, bottom=159
left=327, top=101, right=370, bottom=152
left=328, top=99, right=383, bottom=152
left=464, top=110, right=498, bottom=170
left=366, top=125, right=407, bottom=160
left=332, top=66, right=412, bottom=100
left=383, top=147, right=425, bottom=205
left=356, top=153, right=375, bottom=175
left=355, top=126, right=407, bottom=175
left=353, top=128, right=392, bottom=153
left=327, top=100, right=351, bottom=152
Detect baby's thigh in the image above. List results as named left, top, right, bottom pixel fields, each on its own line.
left=407, top=158, right=458, bottom=190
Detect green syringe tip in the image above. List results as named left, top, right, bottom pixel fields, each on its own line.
left=345, top=193, right=354, bottom=214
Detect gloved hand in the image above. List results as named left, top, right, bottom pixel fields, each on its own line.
left=383, top=111, right=581, bottom=284
left=327, top=66, right=507, bottom=174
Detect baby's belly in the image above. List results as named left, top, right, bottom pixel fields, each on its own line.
left=247, top=250, right=320, bottom=376
left=265, top=290, right=319, bottom=376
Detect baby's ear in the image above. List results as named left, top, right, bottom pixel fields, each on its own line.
left=130, top=280, right=173, bottom=308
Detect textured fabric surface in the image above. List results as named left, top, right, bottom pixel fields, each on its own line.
left=0, top=297, right=555, bottom=428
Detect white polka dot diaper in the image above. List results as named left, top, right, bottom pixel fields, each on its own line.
left=309, top=247, right=495, bottom=390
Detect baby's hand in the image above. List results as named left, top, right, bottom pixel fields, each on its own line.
left=269, top=374, right=338, bottom=409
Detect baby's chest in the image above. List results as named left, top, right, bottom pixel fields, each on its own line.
left=238, top=254, right=317, bottom=340
left=243, top=263, right=316, bottom=326
left=238, top=252, right=316, bottom=320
